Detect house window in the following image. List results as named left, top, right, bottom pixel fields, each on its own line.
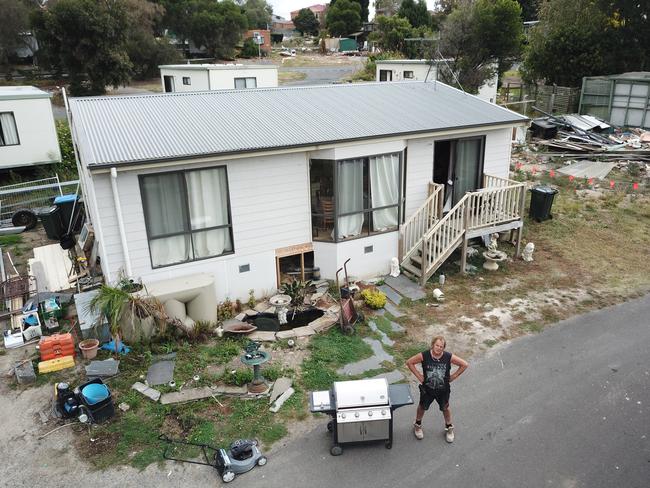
left=404, top=70, right=414, bottom=79
left=182, top=77, right=191, bottom=85
left=0, top=112, right=19, bottom=146
left=234, top=77, right=257, bottom=89
left=379, top=70, right=392, bottom=82
left=310, top=152, right=402, bottom=242
left=140, top=166, right=234, bottom=268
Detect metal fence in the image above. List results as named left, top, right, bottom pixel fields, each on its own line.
left=0, top=175, right=79, bottom=225
left=500, top=83, right=581, bottom=116
left=580, top=74, right=650, bottom=128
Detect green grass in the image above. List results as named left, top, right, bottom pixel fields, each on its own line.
left=0, top=235, right=23, bottom=246
left=301, top=327, right=373, bottom=390
left=483, top=339, right=499, bottom=348
left=519, top=321, right=544, bottom=333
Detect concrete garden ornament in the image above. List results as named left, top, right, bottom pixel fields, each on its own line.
left=522, top=242, right=535, bottom=262
left=390, top=257, right=400, bottom=277
left=483, top=233, right=507, bottom=271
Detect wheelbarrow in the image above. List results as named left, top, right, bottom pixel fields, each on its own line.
left=335, top=259, right=363, bottom=335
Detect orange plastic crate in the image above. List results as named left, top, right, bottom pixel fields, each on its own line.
left=39, top=333, right=75, bottom=361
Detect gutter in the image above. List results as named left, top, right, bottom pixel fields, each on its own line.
left=110, top=167, right=133, bottom=277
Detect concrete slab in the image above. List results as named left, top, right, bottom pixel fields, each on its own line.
left=378, top=284, right=402, bottom=305
left=269, top=377, right=292, bottom=404
left=254, top=302, right=270, bottom=312
left=385, top=275, right=427, bottom=301
left=213, top=385, right=248, bottom=395
left=132, top=382, right=161, bottom=402
left=293, top=326, right=315, bottom=338
left=338, top=338, right=394, bottom=376
left=384, top=302, right=405, bottom=318
left=370, top=370, right=405, bottom=384
left=309, top=315, right=338, bottom=333
left=85, top=359, right=120, bottom=378
left=146, top=360, right=175, bottom=386
left=557, top=160, right=616, bottom=179
left=389, top=320, right=405, bottom=333
left=276, top=329, right=296, bottom=340
left=368, top=320, right=395, bottom=347
left=160, top=387, right=215, bottom=405
left=270, top=387, right=294, bottom=413
left=248, top=331, right=277, bottom=342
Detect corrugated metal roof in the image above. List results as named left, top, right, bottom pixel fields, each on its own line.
left=68, top=81, right=528, bottom=168
left=159, top=64, right=278, bottom=71
left=0, top=86, right=51, bottom=101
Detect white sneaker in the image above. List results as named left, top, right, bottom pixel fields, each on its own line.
left=445, top=425, right=455, bottom=443
left=413, top=422, right=424, bottom=440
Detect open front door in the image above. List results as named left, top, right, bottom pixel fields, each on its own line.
left=434, top=137, right=484, bottom=210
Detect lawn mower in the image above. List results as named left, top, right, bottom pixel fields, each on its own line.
left=159, top=434, right=267, bottom=483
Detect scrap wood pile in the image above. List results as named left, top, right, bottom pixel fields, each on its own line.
left=530, top=109, right=650, bottom=164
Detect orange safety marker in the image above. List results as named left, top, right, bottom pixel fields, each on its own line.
left=632, top=182, right=639, bottom=191
left=588, top=178, right=594, bottom=185
left=549, top=169, right=555, bottom=178
left=569, top=175, right=575, bottom=182
left=610, top=180, right=615, bottom=189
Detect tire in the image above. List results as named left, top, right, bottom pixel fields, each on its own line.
left=330, top=445, right=343, bottom=456
left=222, top=471, right=236, bottom=483
left=11, top=209, right=37, bottom=230
left=385, top=440, right=392, bottom=449
left=257, top=456, right=267, bottom=466
left=342, top=325, right=354, bottom=336
left=327, top=421, right=333, bottom=432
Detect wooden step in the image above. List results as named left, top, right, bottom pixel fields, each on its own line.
left=401, top=261, right=422, bottom=278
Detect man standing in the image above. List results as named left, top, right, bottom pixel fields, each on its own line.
left=406, top=335, right=468, bottom=442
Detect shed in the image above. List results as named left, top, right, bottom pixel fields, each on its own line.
left=159, top=64, right=279, bottom=93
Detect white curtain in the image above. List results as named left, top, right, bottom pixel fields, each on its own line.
left=370, top=153, right=399, bottom=231
left=453, top=139, right=481, bottom=205
left=186, top=168, right=231, bottom=258
left=337, top=159, right=364, bottom=239
left=142, top=173, right=190, bottom=266
left=0, top=112, right=19, bottom=145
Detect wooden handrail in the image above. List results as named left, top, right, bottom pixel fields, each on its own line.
left=399, top=182, right=443, bottom=262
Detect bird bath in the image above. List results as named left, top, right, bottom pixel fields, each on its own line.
left=269, top=294, right=292, bottom=325
left=482, top=250, right=507, bottom=271
left=240, top=341, right=271, bottom=393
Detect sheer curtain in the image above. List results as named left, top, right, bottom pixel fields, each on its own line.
left=0, top=112, right=19, bottom=145
left=453, top=139, right=481, bottom=205
left=186, top=168, right=232, bottom=258
left=142, top=173, right=190, bottom=266
left=337, top=159, right=364, bottom=239
left=370, top=153, right=399, bottom=231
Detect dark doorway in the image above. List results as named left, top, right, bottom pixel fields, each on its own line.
left=163, top=75, right=175, bottom=93
left=379, top=70, right=392, bottom=82
left=433, top=137, right=484, bottom=210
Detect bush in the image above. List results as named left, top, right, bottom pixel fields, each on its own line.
left=240, top=38, right=259, bottom=58
left=360, top=288, right=387, bottom=309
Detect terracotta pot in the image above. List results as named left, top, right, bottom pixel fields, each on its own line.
left=79, top=338, right=100, bottom=360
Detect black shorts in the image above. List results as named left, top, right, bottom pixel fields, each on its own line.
left=418, top=384, right=450, bottom=411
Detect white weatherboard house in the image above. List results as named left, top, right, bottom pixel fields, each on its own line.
left=69, top=82, right=528, bottom=303
left=376, top=60, right=499, bottom=103
left=159, top=64, right=279, bottom=93
left=0, top=86, right=60, bottom=170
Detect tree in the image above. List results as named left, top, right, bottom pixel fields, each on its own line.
left=374, top=0, right=401, bottom=18
left=240, top=37, right=258, bottom=57
left=326, top=0, right=361, bottom=37
left=124, top=0, right=181, bottom=80
left=31, top=0, right=132, bottom=95
left=0, top=0, right=34, bottom=66
left=516, top=0, right=539, bottom=21
left=294, top=8, right=320, bottom=36
left=356, top=0, right=370, bottom=22
left=522, top=0, right=611, bottom=86
left=439, top=0, right=523, bottom=94
left=241, top=0, right=272, bottom=29
left=397, top=0, right=431, bottom=28
left=188, top=0, right=248, bottom=58
left=371, top=15, right=413, bottom=53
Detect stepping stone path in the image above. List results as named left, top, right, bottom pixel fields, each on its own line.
left=384, top=275, right=427, bottom=301
left=370, top=370, right=405, bottom=384
left=378, top=284, right=402, bottom=305
left=337, top=338, right=394, bottom=376
left=384, top=301, right=405, bottom=318
left=368, top=320, right=394, bottom=347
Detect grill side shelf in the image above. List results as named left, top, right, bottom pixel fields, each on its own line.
left=389, top=383, right=414, bottom=410
left=309, top=389, right=335, bottom=414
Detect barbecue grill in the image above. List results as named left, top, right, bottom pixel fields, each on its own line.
left=309, top=378, right=413, bottom=456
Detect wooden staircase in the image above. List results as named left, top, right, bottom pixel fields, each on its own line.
left=399, top=175, right=526, bottom=285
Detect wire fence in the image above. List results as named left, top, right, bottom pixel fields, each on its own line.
left=0, top=175, right=79, bottom=225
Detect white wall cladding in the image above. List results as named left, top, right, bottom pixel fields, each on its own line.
left=0, top=97, right=60, bottom=169
left=94, top=152, right=310, bottom=301
left=91, top=128, right=513, bottom=301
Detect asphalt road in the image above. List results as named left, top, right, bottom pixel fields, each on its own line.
left=240, top=295, right=650, bottom=488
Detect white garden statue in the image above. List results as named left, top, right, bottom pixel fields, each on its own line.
left=390, top=257, right=400, bottom=277
left=522, top=242, right=535, bottom=262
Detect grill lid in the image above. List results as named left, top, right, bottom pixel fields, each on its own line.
left=333, top=378, right=389, bottom=409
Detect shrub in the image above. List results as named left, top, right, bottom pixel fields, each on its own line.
left=218, top=298, right=234, bottom=320
left=361, top=288, right=387, bottom=309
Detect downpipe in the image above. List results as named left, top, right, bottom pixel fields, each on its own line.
left=110, top=167, right=133, bottom=277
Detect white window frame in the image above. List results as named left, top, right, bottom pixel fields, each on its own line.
left=234, top=77, right=257, bottom=89
left=0, top=112, right=20, bottom=146
left=182, top=76, right=191, bottom=85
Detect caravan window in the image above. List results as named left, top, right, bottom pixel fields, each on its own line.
left=0, top=112, right=19, bottom=146
left=140, top=167, right=234, bottom=268
left=234, top=77, right=257, bottom=89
